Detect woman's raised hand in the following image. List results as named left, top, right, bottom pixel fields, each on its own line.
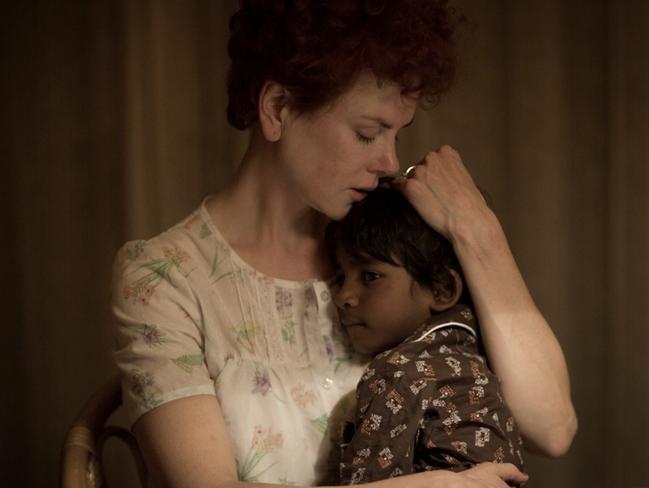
left=394, top=145, right=490, bottom=241
left=394, top=146, right=577, bottom=456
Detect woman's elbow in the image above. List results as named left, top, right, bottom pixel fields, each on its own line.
left=540, top=408, right=578, bottom=458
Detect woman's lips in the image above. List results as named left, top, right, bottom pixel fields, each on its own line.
left=349, top=188, right=369, bottom=201
left=350, top=182, right=379, bottom=201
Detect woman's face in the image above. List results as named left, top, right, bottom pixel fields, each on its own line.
left=277, top=73, right=418, bottom=220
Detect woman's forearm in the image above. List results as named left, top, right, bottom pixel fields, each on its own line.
left=450, top=207, right=577, bottom=456
left=397, top=146, right=576, bottom=456
left=214, top=463, right=527, bottom=488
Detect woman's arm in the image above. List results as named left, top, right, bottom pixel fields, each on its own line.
left=134, top=395, right=527, bottom=488
left=133, top=395, right=238, bottom=488
left=397, top=145, right=577, bottom=457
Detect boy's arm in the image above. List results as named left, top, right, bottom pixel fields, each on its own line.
left=414, top=350, right=525, bottom=471
left=340, top=361, right=426, bottom=484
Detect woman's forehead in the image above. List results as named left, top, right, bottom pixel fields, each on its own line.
left=334, top=74, right=419, bottom=122
left=345, top=73, right=418, bottom=104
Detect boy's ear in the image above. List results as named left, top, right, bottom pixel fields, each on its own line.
left=258, top=80, right=290, bottom=142
left=428, top=269, right=462, bottom=312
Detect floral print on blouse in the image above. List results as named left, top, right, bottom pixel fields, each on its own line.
left=112, top=198, right=369, bottom=485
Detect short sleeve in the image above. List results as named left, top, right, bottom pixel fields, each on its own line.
left=112, top=239, right=216, bottom=426
left=339, top=358, right=432, bottom=484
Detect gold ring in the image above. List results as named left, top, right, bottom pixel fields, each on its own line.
left=403, top=164, right=418, bottom=178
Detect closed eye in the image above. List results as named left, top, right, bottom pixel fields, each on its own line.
left=355, top=132, right=376, bottom=145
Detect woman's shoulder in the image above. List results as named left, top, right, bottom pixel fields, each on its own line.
left=114, top=202, right=230, bottom=275
left=111, top=203, right=236, bottom=308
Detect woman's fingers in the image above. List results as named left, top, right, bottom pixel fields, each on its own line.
left=403, top=164, right=419, bottom=178
left=388, top=463, right=528, bottom=488
left=458, top=462, right=529, bottom=487
left=394, top=145, right=488, bottom=238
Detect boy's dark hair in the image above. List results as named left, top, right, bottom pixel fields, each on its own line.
left=326, top=186, right=468, bottom=303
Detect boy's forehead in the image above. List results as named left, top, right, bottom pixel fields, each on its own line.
left=336, top=248, right=380, bottom=267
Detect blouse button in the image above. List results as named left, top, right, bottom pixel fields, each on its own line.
left=322, top=377, right=334, bottom=389
left=320, top=290, right=330, bottom=302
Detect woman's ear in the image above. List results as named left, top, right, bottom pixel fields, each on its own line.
left=258, top=80, right=290, bottom=142
left=428, top=268, right=463, bottom=312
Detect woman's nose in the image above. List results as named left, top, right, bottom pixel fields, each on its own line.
left=377, top=143, right=400, bottom=175
left=366, top=141, right=399, bottom=176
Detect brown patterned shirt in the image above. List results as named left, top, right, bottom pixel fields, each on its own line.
left=339, top=305, right=525, bottom=484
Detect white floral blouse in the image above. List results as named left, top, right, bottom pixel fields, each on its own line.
left=112, top=198, right=368, bottom=484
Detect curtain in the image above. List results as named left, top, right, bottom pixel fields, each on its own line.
left=2, top=1, right=647, bottom=486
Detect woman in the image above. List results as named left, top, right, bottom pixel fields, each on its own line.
left=113, top=2, right=577, bottom=487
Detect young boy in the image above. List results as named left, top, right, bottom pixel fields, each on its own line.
left=325, top=187, right=525, bottom=485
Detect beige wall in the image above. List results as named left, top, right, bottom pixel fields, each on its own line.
left=2, top=1, right=648, bottom=486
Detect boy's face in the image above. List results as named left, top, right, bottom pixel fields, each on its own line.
left=333, top=249, right=435, bottom=355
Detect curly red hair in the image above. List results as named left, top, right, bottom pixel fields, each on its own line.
left=227, top=0, right=464, bottom=130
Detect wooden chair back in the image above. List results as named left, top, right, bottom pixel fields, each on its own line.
left=60, top=374, right=147, bottom=487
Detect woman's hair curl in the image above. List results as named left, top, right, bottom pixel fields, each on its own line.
left=227, top=0, right=464, bottom=130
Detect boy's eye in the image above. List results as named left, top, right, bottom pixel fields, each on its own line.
left=362, top=271, right=381, bottom=282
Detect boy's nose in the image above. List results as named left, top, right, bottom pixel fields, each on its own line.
left=334, top=285, right=359, bottom=309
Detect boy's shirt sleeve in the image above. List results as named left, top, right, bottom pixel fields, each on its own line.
left=339, top=350, right=437, bottom=484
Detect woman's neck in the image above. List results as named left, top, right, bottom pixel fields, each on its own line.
left=206, top=140, right=333, bottom=281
